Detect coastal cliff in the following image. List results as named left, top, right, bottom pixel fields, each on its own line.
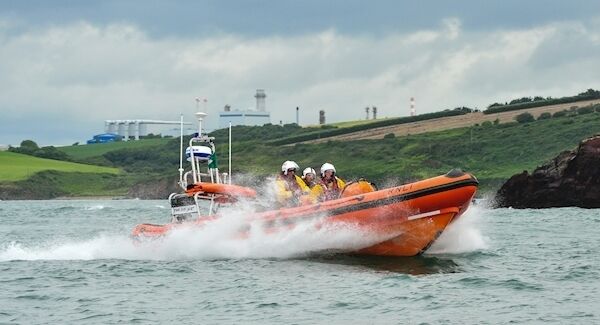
left=495, top=135, right=600, bottom=208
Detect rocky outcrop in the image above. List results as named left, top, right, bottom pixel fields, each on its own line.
left=495, top=135, right=600, bottom=208
left=126, top=177, right=181, bottom=199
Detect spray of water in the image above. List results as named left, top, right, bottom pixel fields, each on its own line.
left=426, top=204, right=489, bottom=254
left=0, top=217, right=384, bottom=262
left=0, top=188, right=386, bottom=261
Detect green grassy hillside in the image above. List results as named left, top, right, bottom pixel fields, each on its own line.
left=0, top=151, right=120, bottom=182
left=6, top=105, right=600, bottom=198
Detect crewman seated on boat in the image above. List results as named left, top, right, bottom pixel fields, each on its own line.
left=301, top=167, right=318, bottom=189
left=312, top=162, right=346, bottom=201
left=275, top=160, right=310, bottom=206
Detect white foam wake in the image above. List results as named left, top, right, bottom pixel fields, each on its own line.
left=0, top=213, right=384, bottom=261
left=426, top=205, right=489, bottom=254
left=84, top=205, right=105, bottom=211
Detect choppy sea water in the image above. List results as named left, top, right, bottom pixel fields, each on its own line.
left=0, top=200, right=598, bottom=324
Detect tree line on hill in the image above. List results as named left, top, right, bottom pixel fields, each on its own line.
left=8, top=140, right=70, bottom=161
left=513, top=103, right=600, bottom=124
left=484, top=89, right=600, bottom=114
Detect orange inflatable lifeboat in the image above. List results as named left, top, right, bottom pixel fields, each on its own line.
left=132, top=169, right=478, bottom=257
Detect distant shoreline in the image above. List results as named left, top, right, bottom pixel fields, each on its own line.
left=52, top=196, right=132, bottom=200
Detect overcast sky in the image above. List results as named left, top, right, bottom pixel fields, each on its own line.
left=1, top=0, right=600, bottom=146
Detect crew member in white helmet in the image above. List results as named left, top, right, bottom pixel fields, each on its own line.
left=314, top=162, right=346, bottom=201
left=275, top=160, right=309, bottom=206
left=301, top=167, right=318, bottom=189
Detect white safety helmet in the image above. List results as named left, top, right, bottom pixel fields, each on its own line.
left=303, top=167, right=316, bottom=178
left=320, top=163, right=336, bottom=177
left=281, top=160, right=300, bottom=175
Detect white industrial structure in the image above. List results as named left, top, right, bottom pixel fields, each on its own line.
left=218, top=89, right=271, bottom=129
left=104, top=120, right=191, bottom=141
left=410, top=97, right=416, bottom=116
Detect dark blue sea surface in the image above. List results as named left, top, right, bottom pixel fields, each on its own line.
left=1, top=200, right=598, bottom=324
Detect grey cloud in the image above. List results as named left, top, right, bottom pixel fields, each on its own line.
left=1, top=17, right=600, bottom=146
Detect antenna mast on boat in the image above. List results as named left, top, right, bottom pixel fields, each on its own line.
left=178, top=113, right=184, bottom=187
left=190, top=98, right=208, bottom=184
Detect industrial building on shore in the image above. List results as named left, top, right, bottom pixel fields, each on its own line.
left=87, top=120, right=192, bottom=144
left=218, top=89, right=271, bottom=129
left=88, top=89, right=270, bottom=144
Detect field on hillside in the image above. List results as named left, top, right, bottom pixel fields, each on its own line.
left=58, top=138, right=170, bottom=159
left=0, top=151, right=120, bottom=182
left=305, top=99, right=600, bottom=143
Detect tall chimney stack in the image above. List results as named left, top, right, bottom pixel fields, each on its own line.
left=255, top=89, right=266, bottom=111
left=319, top=110, right=326, bottom=125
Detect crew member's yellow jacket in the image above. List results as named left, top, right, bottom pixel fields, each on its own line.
left=275, top=174, right=310, bottom=206
left=311, top=176, right=346, bottom=201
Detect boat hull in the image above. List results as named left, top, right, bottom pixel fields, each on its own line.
left=132, top=171, right=478, bottom=257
